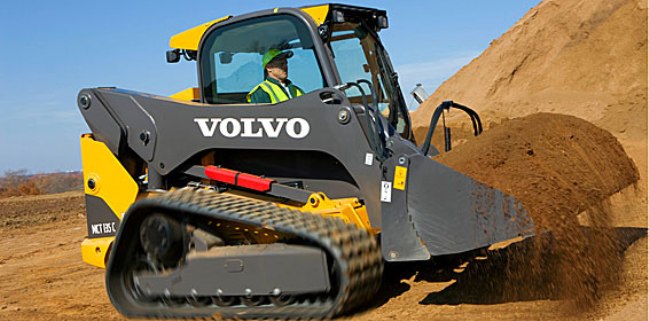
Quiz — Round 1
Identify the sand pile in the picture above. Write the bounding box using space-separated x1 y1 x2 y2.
411 0 647 216
412 0 647 131
434 113 639 307
435 113 638 225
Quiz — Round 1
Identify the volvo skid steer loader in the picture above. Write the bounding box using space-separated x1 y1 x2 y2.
78 4 534 319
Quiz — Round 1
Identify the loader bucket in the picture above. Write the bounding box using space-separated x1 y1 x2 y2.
381 154 534 261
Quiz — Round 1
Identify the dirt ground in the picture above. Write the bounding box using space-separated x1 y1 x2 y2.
0 188 645 321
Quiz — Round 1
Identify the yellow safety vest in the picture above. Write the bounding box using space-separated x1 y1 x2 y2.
246 80 303 104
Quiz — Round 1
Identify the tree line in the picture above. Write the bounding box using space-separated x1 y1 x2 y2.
0 170 83 198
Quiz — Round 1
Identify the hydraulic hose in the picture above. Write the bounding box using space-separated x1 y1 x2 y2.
420 100 483 156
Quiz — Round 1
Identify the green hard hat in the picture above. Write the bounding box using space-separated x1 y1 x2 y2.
262 49 293 68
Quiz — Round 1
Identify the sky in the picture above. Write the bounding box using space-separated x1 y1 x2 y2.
0 1 539 173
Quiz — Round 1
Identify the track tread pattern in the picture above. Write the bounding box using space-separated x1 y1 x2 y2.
108 188 383 320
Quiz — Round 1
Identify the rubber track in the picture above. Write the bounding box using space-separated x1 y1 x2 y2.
107 188 384 320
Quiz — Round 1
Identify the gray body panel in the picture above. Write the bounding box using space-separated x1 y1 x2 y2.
79 87 384 227
102 93 158 161
379 135 534 260
380 155 431 262
78 91 123 155
406 154 534 255
85 195 120 238
135 244 330 296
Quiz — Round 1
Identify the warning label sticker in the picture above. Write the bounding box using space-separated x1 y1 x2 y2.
393 166 407 190
364 153 374 166
380 181 392 202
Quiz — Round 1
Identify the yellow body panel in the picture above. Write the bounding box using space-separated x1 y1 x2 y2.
169 16 232 51
300 4 330 25
280 193 375 233
81 236 114 268
80 134 139 268
81 134 139 220
170 87 199 101
168 6 330 52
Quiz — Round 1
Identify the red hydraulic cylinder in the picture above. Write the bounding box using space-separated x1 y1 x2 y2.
204 166 274 192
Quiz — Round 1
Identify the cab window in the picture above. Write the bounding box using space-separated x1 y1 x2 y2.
200 15 324 104
329 24 389 114
329 22 409 136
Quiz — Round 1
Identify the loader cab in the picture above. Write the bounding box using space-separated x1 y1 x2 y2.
186 4 413 141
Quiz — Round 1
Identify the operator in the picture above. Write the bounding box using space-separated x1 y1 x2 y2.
246 49 304 104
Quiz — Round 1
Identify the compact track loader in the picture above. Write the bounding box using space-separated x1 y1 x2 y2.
78 4 534 319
